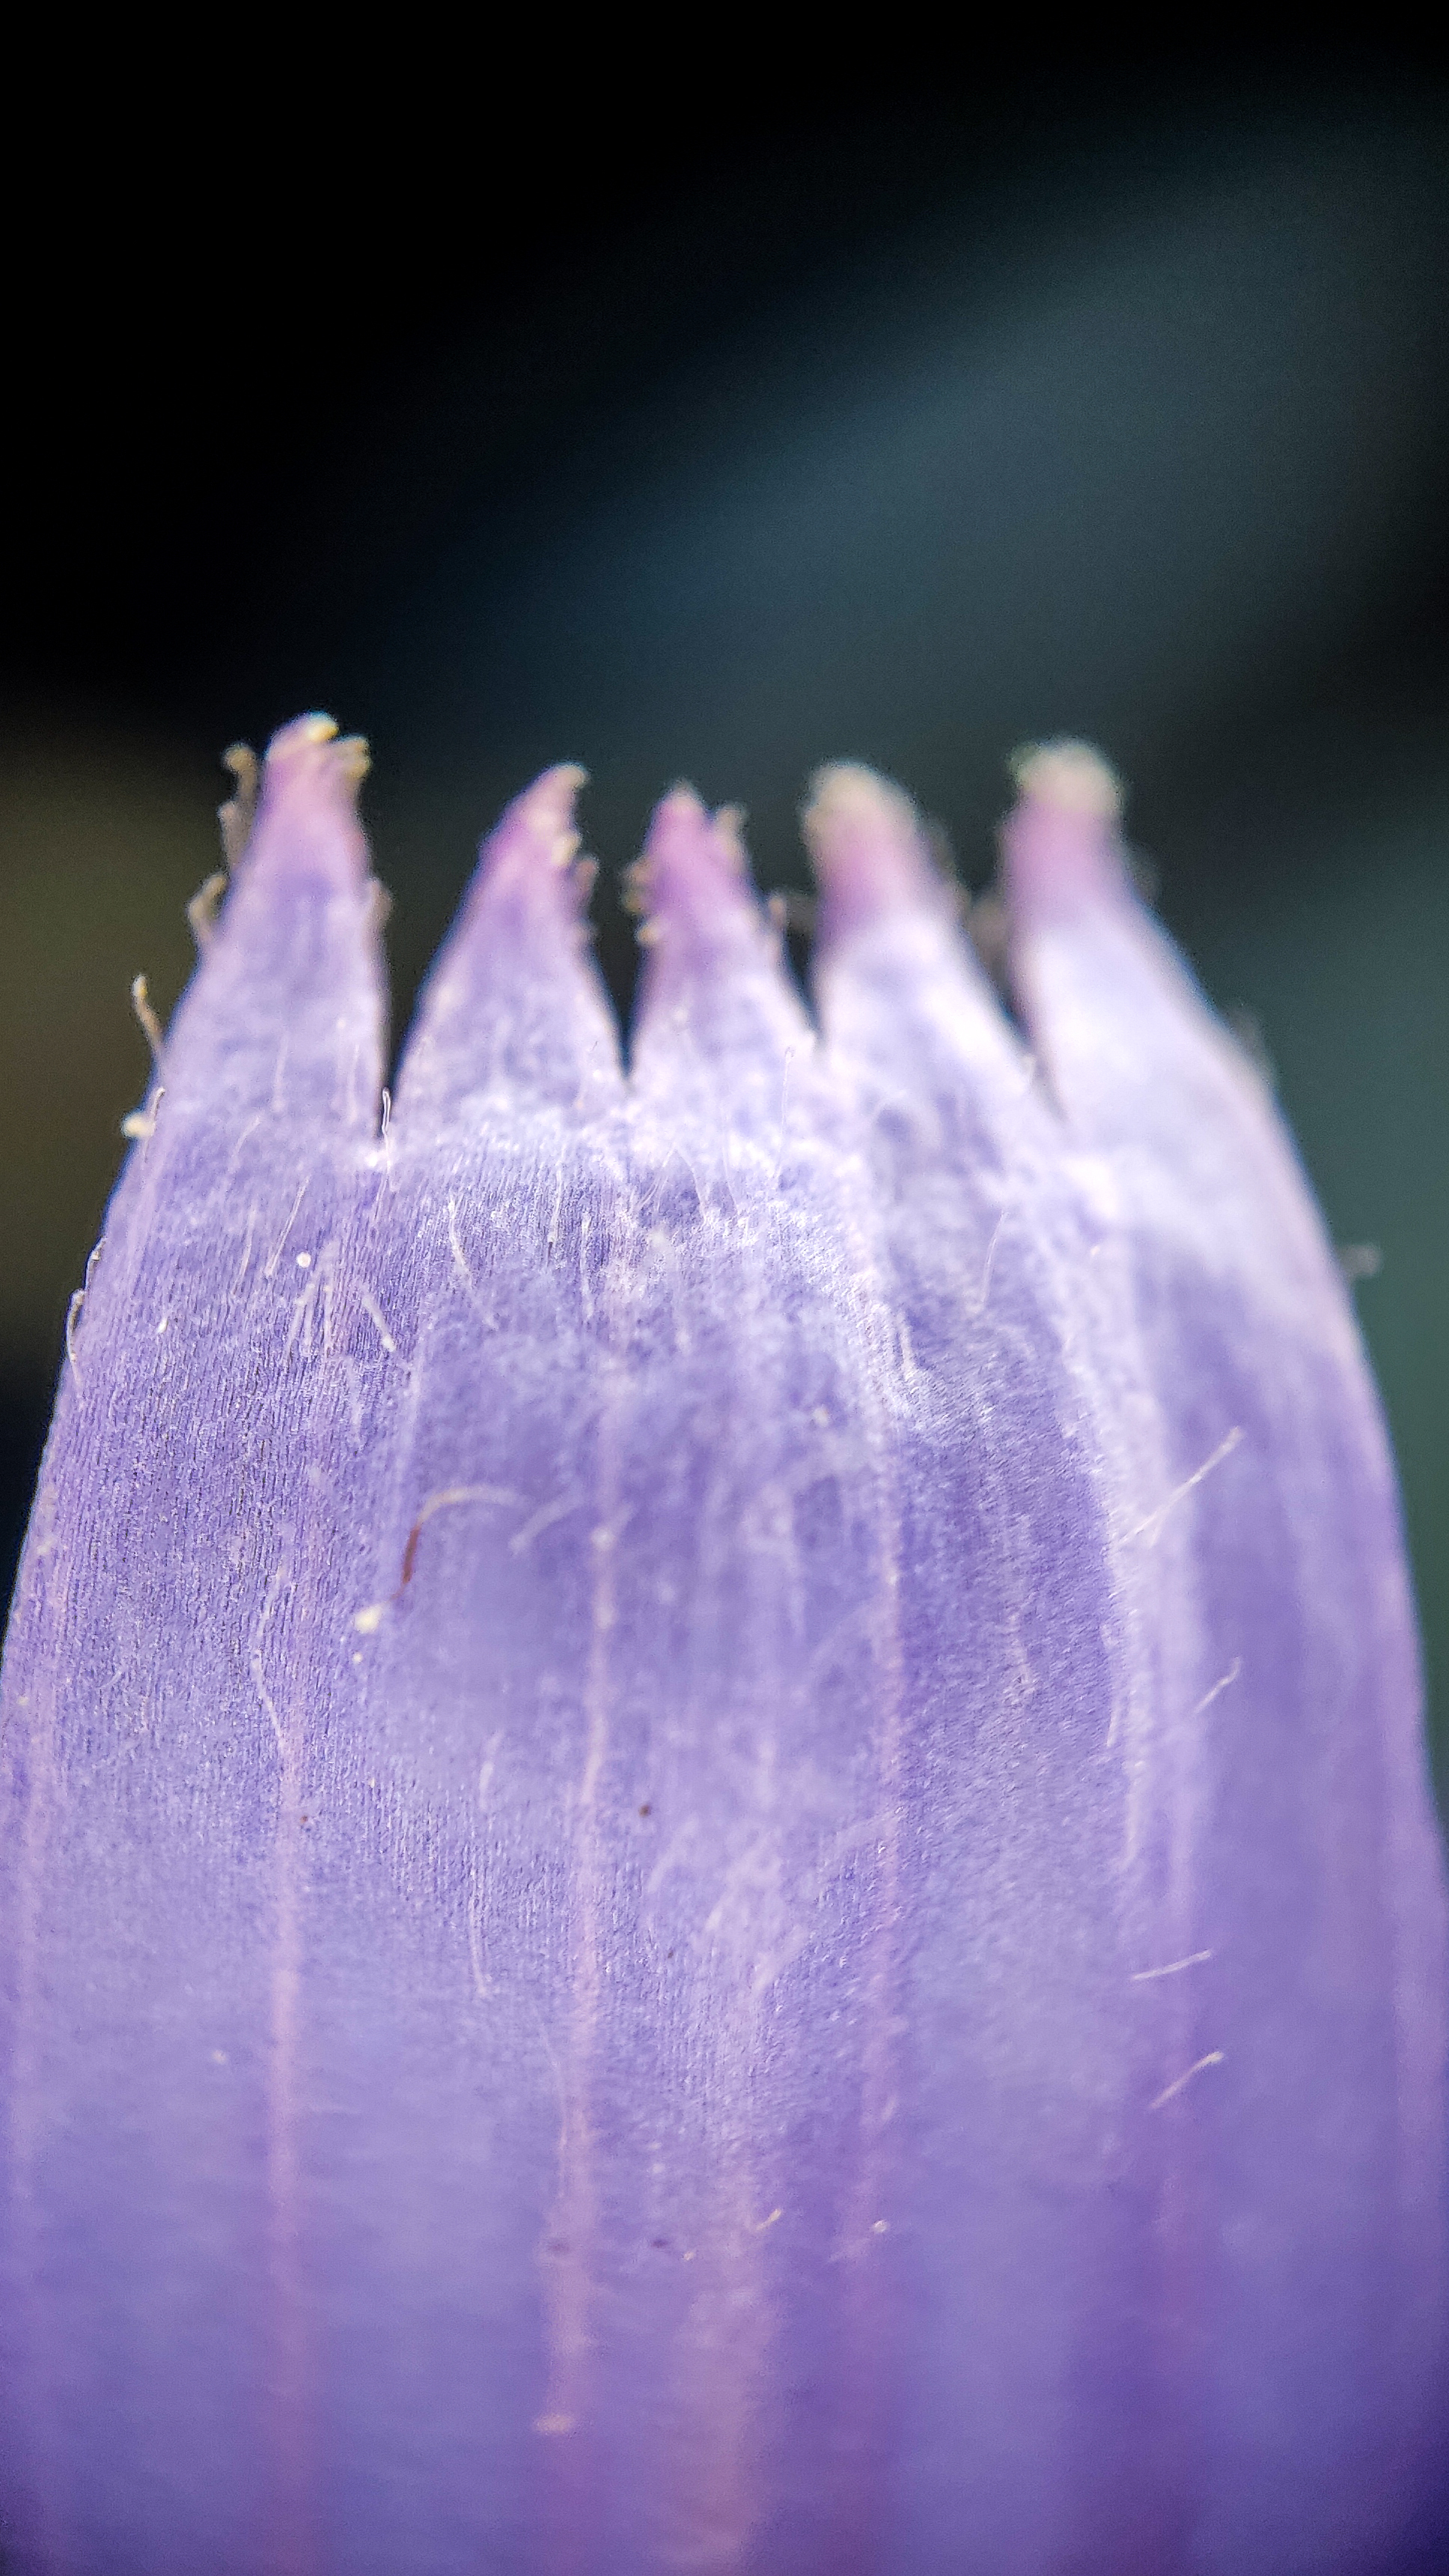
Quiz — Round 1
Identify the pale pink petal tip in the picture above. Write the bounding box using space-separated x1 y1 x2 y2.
802 761 945 939
1001 737 1130 920
486 762 590 877
632 785 757 949
246 712 373 888
469 762 594 928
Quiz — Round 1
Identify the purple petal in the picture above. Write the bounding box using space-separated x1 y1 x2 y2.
1001 742 1449 2568
805 761 1186 2569
1 717 387 2570
1 724 1445 2575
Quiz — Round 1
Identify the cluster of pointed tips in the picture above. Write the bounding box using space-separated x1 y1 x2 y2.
175 713 1125 1103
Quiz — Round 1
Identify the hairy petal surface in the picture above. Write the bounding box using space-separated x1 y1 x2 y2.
0 719 386 2572
1003 744 1449 2571
298 761 630 2573
806 766 1193 2569
0 725 1445 2576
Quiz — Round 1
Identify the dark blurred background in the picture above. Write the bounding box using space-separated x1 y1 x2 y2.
3 48 1448 1788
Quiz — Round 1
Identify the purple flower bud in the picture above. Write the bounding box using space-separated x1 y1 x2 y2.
2 717 1445 2574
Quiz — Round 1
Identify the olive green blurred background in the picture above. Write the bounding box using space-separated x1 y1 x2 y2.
4 56 1448 1797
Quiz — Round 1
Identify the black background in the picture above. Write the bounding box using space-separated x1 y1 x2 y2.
4 42 1448 1786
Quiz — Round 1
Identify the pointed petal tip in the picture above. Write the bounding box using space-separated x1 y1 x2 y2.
453 764 594 947
515 761 590 839
244 713 372 889
647 782 739 850
266 712 373 795
1003 738 1129 919
486 763 591 886
802 761 945 937
804 760 916 834
1009 739 1123 822
631 785 755 949
396 760 620 1111
657 780 709 823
